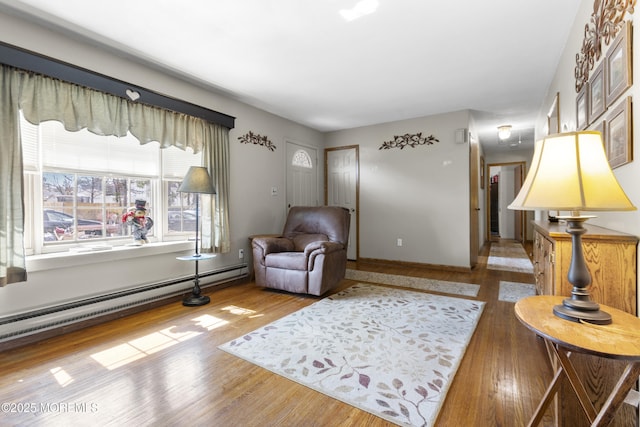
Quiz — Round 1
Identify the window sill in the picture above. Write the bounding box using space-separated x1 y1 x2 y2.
26 241 195 273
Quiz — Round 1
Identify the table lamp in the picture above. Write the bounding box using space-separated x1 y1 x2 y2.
508 131 636 324
178 166 216 306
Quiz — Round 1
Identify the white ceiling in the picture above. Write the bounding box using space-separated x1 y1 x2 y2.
0 0 581 152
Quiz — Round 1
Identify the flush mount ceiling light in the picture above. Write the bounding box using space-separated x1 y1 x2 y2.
498 125 512 140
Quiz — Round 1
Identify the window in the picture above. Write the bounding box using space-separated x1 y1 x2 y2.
42 172 152 242
292 149 313 168
21 114 201 254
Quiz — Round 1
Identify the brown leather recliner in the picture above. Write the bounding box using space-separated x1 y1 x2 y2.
252 206 351 296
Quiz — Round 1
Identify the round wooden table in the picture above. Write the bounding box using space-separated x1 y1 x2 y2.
515 295 640 427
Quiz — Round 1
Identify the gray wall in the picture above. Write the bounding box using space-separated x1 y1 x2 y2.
0 11 325 316
7 2 627 317
538 2 640 310
325 110 472 268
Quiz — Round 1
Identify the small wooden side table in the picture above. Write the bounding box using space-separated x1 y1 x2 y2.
515 295 640 427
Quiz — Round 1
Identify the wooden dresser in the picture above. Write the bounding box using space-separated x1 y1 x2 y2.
532 220 638 426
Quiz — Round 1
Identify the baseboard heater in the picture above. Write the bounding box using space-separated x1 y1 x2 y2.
0 263 248 344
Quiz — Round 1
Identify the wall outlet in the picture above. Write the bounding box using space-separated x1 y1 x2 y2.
239 249 244 259
397 238 403 247
271 187 278 196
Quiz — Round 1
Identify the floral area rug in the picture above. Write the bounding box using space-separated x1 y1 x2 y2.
345 269 480 297
219 284 485 426
487 242 534 274
498 281 536 302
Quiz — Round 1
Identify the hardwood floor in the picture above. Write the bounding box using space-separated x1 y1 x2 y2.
0 241 553 426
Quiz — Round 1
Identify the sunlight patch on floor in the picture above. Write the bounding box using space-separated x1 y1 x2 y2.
193 314 231 331
90 315 229 370
221 305 264 319
221 305 255 316
50 367 74 387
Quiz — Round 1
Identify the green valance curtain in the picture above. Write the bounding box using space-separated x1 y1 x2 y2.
0 66 26 286
0 65 231 286
203 124 231 254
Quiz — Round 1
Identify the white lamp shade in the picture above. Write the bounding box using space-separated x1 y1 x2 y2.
509 131 636 212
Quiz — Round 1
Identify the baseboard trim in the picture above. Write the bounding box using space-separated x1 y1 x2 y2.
0 276 250 352
354 257 472 273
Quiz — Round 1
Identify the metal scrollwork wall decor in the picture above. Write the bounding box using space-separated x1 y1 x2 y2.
379 132 439 150
238 131 276 151
575 0 636 92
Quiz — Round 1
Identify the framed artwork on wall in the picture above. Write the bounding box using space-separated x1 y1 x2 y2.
576 85 589 130
592 120 605 144
605 96 632 169
592 120 607 159
547 92 560 134
588 60 606 123
606 20 632 108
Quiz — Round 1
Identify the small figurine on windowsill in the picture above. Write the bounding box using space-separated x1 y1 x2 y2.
122 199 154 245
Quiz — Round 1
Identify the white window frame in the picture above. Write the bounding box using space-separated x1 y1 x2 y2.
21 115 201 256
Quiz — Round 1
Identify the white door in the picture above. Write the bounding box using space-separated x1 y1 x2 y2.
286 141 318 209
325 146 358 260
469 136 479 267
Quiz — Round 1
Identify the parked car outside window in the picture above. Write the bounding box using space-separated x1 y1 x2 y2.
168 209 197 232
43 209 122 241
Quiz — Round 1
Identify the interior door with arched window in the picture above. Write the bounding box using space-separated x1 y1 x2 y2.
286 141 318 210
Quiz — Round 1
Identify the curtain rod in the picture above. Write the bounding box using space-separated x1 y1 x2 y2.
0 42 235 130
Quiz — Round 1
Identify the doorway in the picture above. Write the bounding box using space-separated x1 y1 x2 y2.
325 145 359 260
486 162 525 242
286 140 318 209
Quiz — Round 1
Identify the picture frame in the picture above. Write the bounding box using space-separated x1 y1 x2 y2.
605 96 632 169
576 85 589 130
547 92 560 135
592 120 605 143
592 120 606 156
605 20 632 108
588 60 606 123
480 156 485 189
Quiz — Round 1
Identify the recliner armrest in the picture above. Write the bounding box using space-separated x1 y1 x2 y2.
303 240 343 256
252 237 295 256
304 241 346 271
